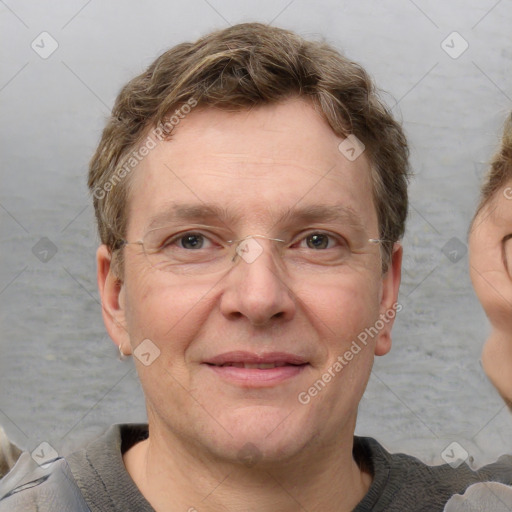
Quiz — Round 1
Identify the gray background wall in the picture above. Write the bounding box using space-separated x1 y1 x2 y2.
1 0 511 467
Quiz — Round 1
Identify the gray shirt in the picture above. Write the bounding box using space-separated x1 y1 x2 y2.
1 423 512 511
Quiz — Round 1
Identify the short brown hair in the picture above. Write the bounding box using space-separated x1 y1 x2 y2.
88 22 410 273
475 112 512 216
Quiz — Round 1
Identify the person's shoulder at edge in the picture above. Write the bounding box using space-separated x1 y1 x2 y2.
444 481 512 511
0 426 120 512
354 436 512 511
0 423 149 512
0 450 90 511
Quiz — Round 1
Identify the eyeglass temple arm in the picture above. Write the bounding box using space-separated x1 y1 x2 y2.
368 239 401 245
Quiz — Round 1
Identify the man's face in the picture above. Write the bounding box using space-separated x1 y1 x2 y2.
469 180 512 402
100 98 401 463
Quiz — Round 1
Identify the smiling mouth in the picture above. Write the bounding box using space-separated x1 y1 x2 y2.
202 351 309 386
204 356 309 387
210 362 301 369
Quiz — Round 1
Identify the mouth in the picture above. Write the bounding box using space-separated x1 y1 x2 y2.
211 362 299 369
203 352 309 386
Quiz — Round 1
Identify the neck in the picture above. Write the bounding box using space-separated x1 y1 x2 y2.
124 425 372 512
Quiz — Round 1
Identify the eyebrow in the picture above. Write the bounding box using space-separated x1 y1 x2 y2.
146 203 232 230
146 203 366 232
278 204 365 231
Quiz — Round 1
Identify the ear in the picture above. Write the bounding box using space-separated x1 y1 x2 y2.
374 242 402 356
97 245 132 355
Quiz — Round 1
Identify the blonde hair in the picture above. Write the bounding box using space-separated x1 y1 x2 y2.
88 23 410 273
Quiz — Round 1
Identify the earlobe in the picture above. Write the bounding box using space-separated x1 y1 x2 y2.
97 245 131 354
375 243 402 356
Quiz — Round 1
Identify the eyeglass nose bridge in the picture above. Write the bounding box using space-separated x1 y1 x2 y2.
227 234 286 244
226 234 286 264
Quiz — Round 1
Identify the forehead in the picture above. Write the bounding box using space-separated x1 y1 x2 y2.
127 98 377 233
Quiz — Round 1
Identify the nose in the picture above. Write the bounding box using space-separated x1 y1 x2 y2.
219 237 296 326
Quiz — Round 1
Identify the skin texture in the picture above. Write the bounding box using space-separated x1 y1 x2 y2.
469 182 512 405
97 98 402 512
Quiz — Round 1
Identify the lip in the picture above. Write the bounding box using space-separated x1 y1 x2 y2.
203 351 309 387
204 351 308 366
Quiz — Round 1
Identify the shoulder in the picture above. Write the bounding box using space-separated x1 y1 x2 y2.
357 436 512 485
0 424 148 512
66 423 151 511
0 451 90 512
444 481 512 511
354 436 512 511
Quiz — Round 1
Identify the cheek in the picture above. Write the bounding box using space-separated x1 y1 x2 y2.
295 278 379 436
296 271 381 402
122 276 217 411
298 272 381 340
123 271 215 354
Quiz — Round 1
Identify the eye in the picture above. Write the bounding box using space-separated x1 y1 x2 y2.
305 233 330 249
288 231 351 265
298 232 343 250
178 233 207 250
161 232 214 251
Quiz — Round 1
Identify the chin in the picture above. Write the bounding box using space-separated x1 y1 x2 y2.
200 405 318 466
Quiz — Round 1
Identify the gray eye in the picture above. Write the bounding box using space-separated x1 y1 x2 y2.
306 233 330 249
180 234 205 249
